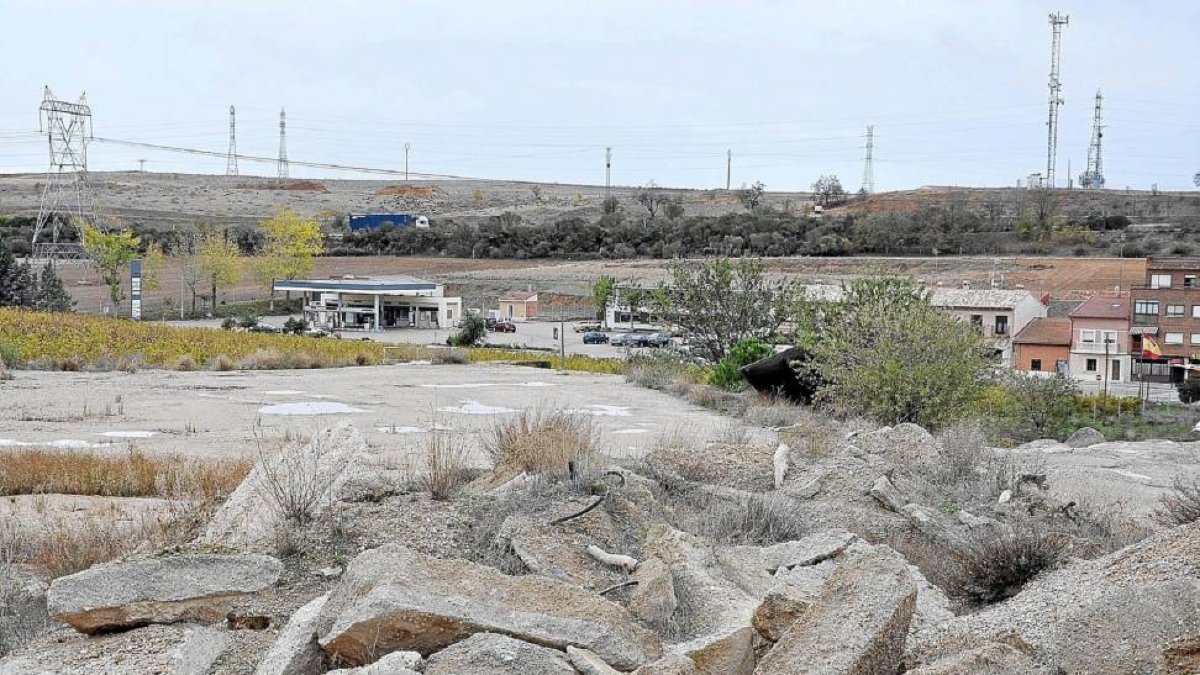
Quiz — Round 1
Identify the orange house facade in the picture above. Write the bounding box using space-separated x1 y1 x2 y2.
1068 293 1131 385
1012 317 1071 375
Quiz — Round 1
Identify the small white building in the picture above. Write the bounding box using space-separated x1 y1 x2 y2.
930 287 1048 363
274 275 462 332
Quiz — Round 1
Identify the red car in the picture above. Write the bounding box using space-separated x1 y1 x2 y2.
491 321 517 333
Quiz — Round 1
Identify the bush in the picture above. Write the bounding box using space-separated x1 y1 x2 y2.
999 372 1080 438
709 337 772 389
948 525 1064 604
626 351 698 390
423 430 472 500
1177 379 1200 404
282 317 309 335
448 313 486 347
1154 475 1200 526
220 317 238 330
702 494 808 545
484 409 597 476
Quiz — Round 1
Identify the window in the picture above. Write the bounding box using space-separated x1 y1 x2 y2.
1134 300 1159 316
1103 331 1118 345
969 314 983 330
1193 305 1200 319
1166 333 1184 345
1085 358 1098 372
1030 359 1042 371
1080 329 1096 343
1191 334 1200 345
1168 304 1185 317
994 316 1009 336
446 309 454 320
1187 275 1197 288
1151 274 1172 289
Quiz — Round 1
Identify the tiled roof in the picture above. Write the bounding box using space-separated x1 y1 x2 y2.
499 291 538 302
1013 317 1072 345
1069 293 1130 320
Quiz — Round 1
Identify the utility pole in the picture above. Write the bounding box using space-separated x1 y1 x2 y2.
137 159 146 172
404 142 410 181
277 108 288 180
726 149 731 190
226 105 238 176
1045 12 1069 188
1080 90 1105 189
860 125 875 194
605 147 612 196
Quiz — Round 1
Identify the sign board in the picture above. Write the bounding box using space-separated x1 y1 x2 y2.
130 259 142 320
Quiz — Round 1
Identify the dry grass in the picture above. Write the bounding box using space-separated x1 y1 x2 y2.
1154 474 1200 526
946 524 1065 605
484 409 598 476
0 448 250 500
423 430 472 500
700 493 809 545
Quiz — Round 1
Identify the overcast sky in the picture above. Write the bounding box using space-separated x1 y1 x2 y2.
1 1 1197 191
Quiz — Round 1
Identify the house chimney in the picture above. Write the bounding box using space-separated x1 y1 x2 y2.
962 280 970 290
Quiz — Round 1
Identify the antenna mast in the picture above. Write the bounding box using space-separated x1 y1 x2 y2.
1045 12 1069 188
1080 90 1105 189
277 108 288 180
226 105 238 176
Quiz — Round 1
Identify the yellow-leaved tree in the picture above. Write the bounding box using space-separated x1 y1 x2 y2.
198 234 243 313
255 208 324 287
80 222 140 308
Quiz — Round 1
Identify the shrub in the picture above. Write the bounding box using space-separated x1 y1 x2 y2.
210 354 236 371
626 351 695 390
430 348 469 365
282 317 308 335
423 430 472 500
255 431 330 525
702 494 808 545
220 317 238 330
1177 379 1200 404
0 448 249 500
708 337 772 389
172 354 198 371
948 525 1064 604
448 314 487 347
0 341 19 368
1154 474 1200 526
998 372 1079 438
484 409 597 476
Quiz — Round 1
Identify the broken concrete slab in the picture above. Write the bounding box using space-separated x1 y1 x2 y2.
47 554 282 634
201 423 368 552
870 475 907 513
315 544 661 670
253 593 329 675
567 645 622 675
0 623 229 675
755 548 918 675
629 557 677 632
326 650 423 675
423 633 575 675
904 641 1042 674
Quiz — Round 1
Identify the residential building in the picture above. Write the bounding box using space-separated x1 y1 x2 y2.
929 287 1049 363
1130 257 1200 382
1012 317 1071 374
273 275 462 332
1068 292 1131 385
498 291 539 322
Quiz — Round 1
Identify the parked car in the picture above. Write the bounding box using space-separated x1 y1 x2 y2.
611 333 647 347
582 331 609 344
643 332 673 347
574 321 602 333
491 321 517 333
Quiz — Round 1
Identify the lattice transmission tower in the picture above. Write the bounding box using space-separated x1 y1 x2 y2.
277 108 288 179
1079 90 1105 189
32 86 98 261
226 105 238 176
1044 12 1069 188
860 125 874 195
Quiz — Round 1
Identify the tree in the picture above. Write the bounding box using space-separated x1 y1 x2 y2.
449 313 487 347
81 223 140 308
664 197 685 221
803 276 987 429
592 275 616 326
0 245 19 306
8 261 36 308
653 257 799 361
141 242 165 293
738 181 766 211
254 208 324 288
1001 371 1079 437
709 337 773 389
635 181 669 220
35 263 74 312
198 234 243 313
811 175 847 207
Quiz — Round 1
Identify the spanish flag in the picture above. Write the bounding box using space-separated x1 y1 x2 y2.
1142 335 1164 360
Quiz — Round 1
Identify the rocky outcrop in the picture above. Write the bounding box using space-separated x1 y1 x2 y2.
201 423 368 552
755 549 918 675
0 568 48 656
869 475 907 513
910 521 1200 673
634 655 698 674
254 593 329 675
315 544 661 670
0 623 229 675
567 646 622 675
423 633 575 675
853 423 941 472
905 641 1041 675
47 554 282 634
